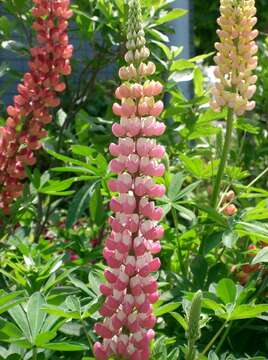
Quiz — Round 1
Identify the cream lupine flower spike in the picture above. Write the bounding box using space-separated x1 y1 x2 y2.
210 0 258 116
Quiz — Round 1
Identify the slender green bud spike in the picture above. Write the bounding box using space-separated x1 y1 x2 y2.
125 0 150 64
186 290 203 360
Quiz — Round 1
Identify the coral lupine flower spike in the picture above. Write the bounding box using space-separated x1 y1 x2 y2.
93 1 166 359
210 0 258 116
0 0 73 214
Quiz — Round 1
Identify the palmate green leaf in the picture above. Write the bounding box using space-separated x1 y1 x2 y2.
66 182 97 229
71 7 99 21
0 62 10 78
216 279 237 305
1 40 29 56
208 351 219 360
5 337 32 350
167 173 184 201
197 205 227 227
236 221 268 239
89 183 105 226
0 318 22 339
42 342 88 351
114 0 125 13
191 256 208 288
201 298 225 314
147 28 169 43
41 312 63 333
151 336 167 360
243 207 268 221
222 229 238 249
68 275 93 296
45 149 97 174
0 16 11 37
88 271 102 297
39 256 63 277
170 312 187 331
179 155 208 179
82 296 105 319
35 331 57 347
252 247 268 264
39 178 77 193
187 125 220 140
8 305 31 342
238 184 268 199
42 305 80 320
172 203 196 222
43 267 75 294
189 52 215 62
193 67 204 97
26 293 46 342
167 348 180 360
228 304 268 321
51 166 99 175
161 203 172 217
71 145 96 158
0 291 24 308
0 269 24 287
174 181 201 201
155 8 188 25
154 302 180 317
66 296 81 314
203 232 223 255
197 108 227 124
235 117 260 134
170 59 195 72
151 40 173 59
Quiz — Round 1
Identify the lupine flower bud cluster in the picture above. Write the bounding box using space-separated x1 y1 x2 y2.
221 190 238 216
210 0 258 116
0 0 73 214
93 1 166 359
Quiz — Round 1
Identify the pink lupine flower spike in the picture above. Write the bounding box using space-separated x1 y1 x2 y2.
93 1 166 359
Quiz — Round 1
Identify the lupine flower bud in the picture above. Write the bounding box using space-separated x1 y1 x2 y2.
223 204 237 216
210 0 258 116
94 1 165 359
0 0 73 214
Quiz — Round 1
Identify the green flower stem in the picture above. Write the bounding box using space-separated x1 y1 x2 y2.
211 108 234 208
171 208 186 276
199 321 227 358
33 347 38 360
215 321 232 354
81 320 93 351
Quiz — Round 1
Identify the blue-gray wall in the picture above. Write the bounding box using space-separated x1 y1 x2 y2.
0 0 191 105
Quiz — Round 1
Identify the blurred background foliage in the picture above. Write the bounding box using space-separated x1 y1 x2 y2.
193 0 268 56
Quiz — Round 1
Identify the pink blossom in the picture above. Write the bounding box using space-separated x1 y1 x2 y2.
94 0 166 358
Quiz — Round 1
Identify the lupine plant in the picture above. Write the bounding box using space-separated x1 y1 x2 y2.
93 1 166 359
210 0 258 208
0 0 73 214
0 0 268 359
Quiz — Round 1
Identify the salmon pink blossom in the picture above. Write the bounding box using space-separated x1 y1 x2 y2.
0 0 73 214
